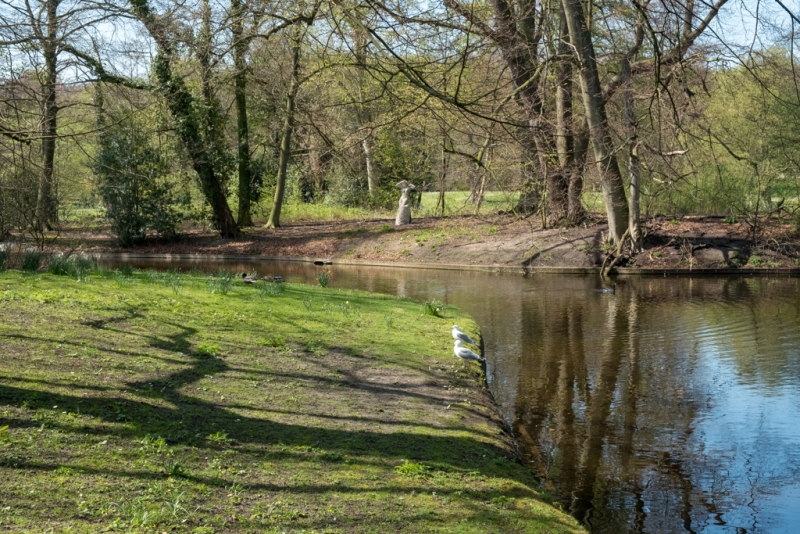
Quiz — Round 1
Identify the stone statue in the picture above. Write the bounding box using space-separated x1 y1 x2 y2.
395 180 417 226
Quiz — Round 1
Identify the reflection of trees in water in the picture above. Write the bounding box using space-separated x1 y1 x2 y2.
513 277 800 532
513 280 751 532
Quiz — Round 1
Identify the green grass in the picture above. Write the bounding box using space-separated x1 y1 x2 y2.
416 192 519 218
0 270 581 533
265 191 521 224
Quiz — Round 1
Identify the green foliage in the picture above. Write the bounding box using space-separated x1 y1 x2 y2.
374 129 434 189
322 164 369 208
47 254 98 281
162 458 186 477
663 51 800 217
258 279 284 298
94 116 181 246
207 269 233 295
195 343 220 358
21 249 43 272
316 269 331 288
747 255 763 267
206 431 233 445
259 336 286 349
394 459 428 477
422 299 444 317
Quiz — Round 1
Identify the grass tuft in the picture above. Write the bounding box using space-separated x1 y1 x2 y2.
47 254 99 281
423 299 445 317
21 249 43 272
394 459 429 477
316 269 331 288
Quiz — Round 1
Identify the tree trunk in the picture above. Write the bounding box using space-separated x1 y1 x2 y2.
555 11 573 172
266 27 302 229
36 0 59 232
544 10 572 223
560 0 629 243
622 57 642 251
443 0 554 219
515 131 542 216
437 139 449 217
362 136 376 194
132 0 238 237
474 171 487 214
354 30 377 195
568 127 589 223
475 0 552 218
231 0 253 226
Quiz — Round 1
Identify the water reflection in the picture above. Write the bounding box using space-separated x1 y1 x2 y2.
101 258 800 533
516 277 800 533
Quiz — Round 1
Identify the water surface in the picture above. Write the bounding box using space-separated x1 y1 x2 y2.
102 258 800 533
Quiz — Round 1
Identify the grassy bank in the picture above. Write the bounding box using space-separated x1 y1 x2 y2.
61 192 523 229
0 268 582 533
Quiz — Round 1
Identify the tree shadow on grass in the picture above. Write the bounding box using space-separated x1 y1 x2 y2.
0 311 580 532
1 314 506 472
0 301 549 501
0 379 511 474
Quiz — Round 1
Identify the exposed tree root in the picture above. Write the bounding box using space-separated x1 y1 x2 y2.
601 227 632 276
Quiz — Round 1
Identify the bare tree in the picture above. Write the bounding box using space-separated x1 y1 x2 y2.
266 23 304 229
0 0 118 231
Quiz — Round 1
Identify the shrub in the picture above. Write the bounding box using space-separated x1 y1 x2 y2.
21 249 43 272
47 254 98 280
323 165 368 208
0 161 38 240
93 118 181 246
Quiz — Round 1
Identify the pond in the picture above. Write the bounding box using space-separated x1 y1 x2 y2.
102 257 800 533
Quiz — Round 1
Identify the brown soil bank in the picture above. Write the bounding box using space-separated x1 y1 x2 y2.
69 214 800 273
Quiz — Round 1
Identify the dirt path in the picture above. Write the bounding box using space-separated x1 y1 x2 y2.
59 214 800 271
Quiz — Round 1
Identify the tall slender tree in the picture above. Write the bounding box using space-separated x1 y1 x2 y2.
266 24 303 229
231 0 254 226
561 0 630 243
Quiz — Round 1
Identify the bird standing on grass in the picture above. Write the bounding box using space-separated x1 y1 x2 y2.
454 340 485 363
451 325 478 345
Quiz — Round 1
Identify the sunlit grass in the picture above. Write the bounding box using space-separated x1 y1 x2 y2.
256 191 522 224
0 270 582 533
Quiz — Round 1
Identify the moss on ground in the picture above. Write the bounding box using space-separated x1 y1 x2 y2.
0 269 582 533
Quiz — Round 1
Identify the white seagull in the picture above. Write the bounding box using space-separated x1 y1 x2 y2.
454 340 485 362
451 325 478 345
